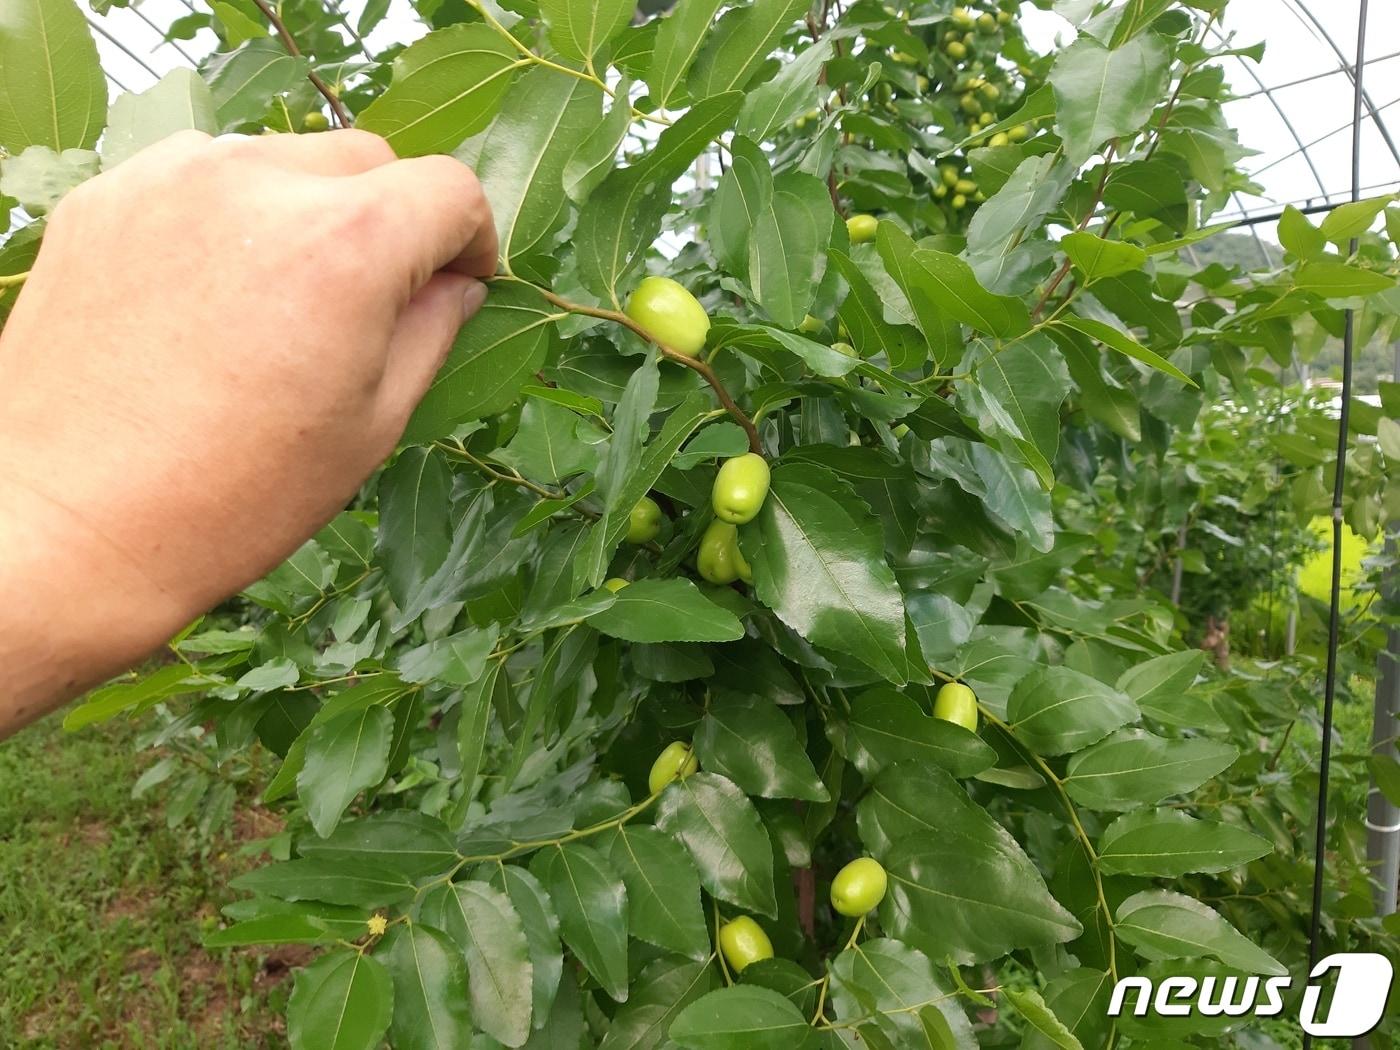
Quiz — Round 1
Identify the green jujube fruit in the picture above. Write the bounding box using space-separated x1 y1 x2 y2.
712 453 771 524
718 917 773 972
648 741 699 794
830 857 888 916
626 497 663 544
624 276 711 357
933 682 979 732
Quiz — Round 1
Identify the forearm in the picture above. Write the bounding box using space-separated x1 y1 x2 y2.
0 472 190 737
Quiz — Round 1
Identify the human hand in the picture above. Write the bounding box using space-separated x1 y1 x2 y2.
0 129 496 729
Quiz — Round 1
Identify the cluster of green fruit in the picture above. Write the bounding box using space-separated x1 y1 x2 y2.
644 744 890 971
618 449 770 588
638 682 980 970
612 278 774 588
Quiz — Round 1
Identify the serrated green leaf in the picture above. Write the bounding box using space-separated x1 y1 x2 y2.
694 694 830 801
655 772 776 918
0 0 106 153
288 950 393 1050
358 23 519 156
1097 810 1271 876
380 924 473 1050
421 880 534 1044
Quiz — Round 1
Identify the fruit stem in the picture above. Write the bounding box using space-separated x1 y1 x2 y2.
247 0 354 129
526 284 764 455
0 270 28 288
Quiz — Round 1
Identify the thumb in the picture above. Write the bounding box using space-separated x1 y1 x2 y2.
378 274 488 422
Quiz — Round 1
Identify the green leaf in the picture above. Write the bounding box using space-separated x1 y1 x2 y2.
586 577 744 643
1318 193 1395 244
1007 665 1139 756
669 986 817 1050
827 938 974 1046
1278 204 1326 260
749 463 908 684
1049 33 1170 165
212 0 264 46
686 0 809 100
966 154 1073 289
376 448 453 612
846 687 997 779
62 663 209 730
0 145 98 214
960 332 1072 487
693 694 830 801
708 135 772 279
0 0 106 153
599 957 717 1050
231 858 417 907
497 866 564 1031
420 880 534 1044
205 912 348 947
1004 987 1084 1050
875 223 962 369
1063 730 1238 810
532 843 630 1002
103 69 218 167
906 248 1031 338
380 924 473 1050
1293 259 1396 298
288 950 393 1050
404 282 556 444
564 77 633 204
358 23 519 156
737 38 832 142
1052 315 1196 386
831 249 924 371
655 772 776 918
575 92 742 301
1023 970 1111 1050
606 825 710 960
539 0 635 63
397 625 499 687
858 764 1081 964
646 0 727 109
1103 159 1187 231
1115 650 1204 712
297 706 394 838
1097 811 1272 876
475 67 604 277
297 812 457 879
1115 890 1287 976
749 170 834 329
1060 231 1147 283
457 661 503 797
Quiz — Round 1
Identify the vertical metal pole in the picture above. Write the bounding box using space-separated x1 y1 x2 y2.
1365 341 1400 918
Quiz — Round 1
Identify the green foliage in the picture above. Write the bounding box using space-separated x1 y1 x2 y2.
7 0 1400 1046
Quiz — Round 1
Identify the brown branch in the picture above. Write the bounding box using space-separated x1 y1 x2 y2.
248 0 354 129
795 866 817 940
1032 141 1116 321
532 287 763 455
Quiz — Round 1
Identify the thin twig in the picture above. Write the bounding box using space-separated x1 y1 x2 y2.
1032 142 1116 320
529 286 763 454
247 0 354 129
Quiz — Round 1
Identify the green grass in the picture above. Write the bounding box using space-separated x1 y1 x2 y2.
0 715 297 1049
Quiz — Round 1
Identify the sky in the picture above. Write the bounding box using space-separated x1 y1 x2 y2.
87 0 1400 227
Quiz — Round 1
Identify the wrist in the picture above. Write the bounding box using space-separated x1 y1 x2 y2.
0 469 193 734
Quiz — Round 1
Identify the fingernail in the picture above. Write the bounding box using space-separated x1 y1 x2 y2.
462 279 488 323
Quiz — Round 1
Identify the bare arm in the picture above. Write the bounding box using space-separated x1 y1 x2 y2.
0 130 496 736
